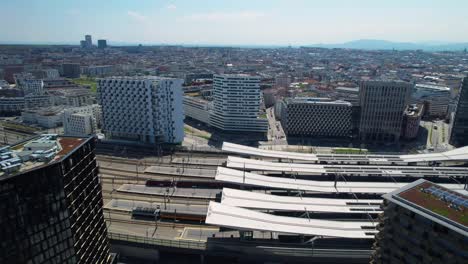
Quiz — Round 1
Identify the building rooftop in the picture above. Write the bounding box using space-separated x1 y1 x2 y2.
286 97 352 106
415 83 451 91
383 179 467 235
0 134 91 180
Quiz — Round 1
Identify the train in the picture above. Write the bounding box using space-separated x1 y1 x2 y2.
145 179 240 189
131 206 206 222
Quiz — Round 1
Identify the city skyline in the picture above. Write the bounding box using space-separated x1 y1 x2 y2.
3 0 468 46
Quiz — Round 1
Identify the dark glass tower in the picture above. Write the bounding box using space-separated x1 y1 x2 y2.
0 135 110 264
450 77 468 147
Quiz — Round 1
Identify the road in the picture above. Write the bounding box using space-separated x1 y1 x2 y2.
266 107 287 145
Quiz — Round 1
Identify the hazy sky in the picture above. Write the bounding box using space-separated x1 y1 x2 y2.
2 0 468 45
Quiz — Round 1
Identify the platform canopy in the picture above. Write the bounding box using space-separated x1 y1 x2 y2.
206 202 377 239
215 167 468 195
221 188 382 213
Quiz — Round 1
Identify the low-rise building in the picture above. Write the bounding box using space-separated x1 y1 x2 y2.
335 86 360 106
402 104 423 140
280 97 352 137
183 96 212 124
412 83 451 118
21 106 65 128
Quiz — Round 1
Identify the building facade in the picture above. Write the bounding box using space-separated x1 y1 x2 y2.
402 104 423 140
412 83 451 118
63 104 101 136
98 76 184 144
62 64 81 79
372 179 467 264
280 98 352 137
449 77 468 147
359 80 411 143
0 135 111 264
183 96 212 125
210 74 268 133
97 39 107 49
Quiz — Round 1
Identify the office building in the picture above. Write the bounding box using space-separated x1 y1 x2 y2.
210 74 268 133
371 179 467 264
412 83 451 118
62 63 81 78
97 39 107 49
402 104 423 140
97 76 184 144
183 96 212 124
0 134 111 264
359 80 411 143
280 98 352 137
85 35 92 47
449 77 468 147
63 104 101 136
80 40 87 48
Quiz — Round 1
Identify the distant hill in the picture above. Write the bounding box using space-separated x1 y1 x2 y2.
306 39 468 51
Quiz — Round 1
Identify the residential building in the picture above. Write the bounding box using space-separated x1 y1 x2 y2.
280 98 352 137
24 94 53 109
97 76 184 144
49 88 94 107
210 74 268 133
183 96 212 124
16 77 44 96
97 39 107 49
412 83 451 118
0 97 25 115
0 135 111 264
62 63 81 78
371 179 467 264
359 80 411 143
449 77 468 147
21 106 65 128
84 65 115 77
63 105 101 136
402 104 423 140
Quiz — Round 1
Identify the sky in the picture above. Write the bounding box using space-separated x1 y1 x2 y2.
2 0 468 46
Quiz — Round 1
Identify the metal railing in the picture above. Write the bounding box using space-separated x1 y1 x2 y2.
108 232 206 250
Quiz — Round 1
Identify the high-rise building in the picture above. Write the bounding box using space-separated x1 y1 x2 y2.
280 98 352 138
210 74 268 133
359 80 411 143
62 63 81 78
97 39 107 49
85 35 92 47
449 77 468 147
0 134 111 264
371 179 467 264
97 76 184 144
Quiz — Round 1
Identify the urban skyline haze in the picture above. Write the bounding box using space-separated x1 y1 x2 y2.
2 0 468 46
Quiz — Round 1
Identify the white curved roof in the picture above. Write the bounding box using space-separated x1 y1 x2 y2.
216 167 467 194
206 202 377 239
222 142 318 161
222 142 468 163
226 156 468 177
221 188 382 213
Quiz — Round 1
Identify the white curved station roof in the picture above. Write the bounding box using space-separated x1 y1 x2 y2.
226 156 468 177
222 142 468 163
206 202 377 239
221 188 382 213
216 167 467 194
222 142 318 161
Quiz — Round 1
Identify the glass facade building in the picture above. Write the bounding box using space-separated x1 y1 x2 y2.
450 77 468 147
0 136 110 264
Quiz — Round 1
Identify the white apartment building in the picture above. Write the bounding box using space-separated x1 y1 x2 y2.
97 76 184 144
210 74 268 133
63 104 101 136
21 106 64 128
14 74 44 96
